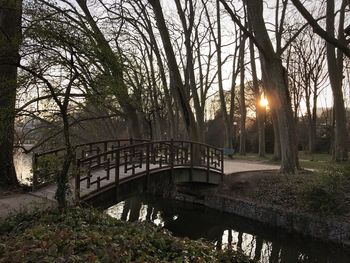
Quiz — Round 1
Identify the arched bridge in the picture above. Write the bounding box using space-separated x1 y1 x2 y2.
32 139 224 202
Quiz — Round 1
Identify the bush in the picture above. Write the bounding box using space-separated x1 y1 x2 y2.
0 207 254 263
302 165 350 215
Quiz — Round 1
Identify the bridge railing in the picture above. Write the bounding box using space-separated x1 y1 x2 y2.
75 140 224 199
32 138 148 190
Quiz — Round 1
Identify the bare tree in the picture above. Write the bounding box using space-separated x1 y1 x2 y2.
148 0 200 141
239 32 247 155
221 0 299 173
248 28 265 157
204 0 242 149
287 30 327 153
326 0 348 161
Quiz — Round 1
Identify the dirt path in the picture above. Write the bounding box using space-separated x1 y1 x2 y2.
223 159 279 175
0 193 55 219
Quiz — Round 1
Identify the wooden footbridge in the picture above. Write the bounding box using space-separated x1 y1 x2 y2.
32 139 224 202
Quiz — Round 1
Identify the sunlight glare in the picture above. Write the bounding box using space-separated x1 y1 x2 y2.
260 94 269 108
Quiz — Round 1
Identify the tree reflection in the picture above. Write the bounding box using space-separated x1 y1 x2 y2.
106 195 350 263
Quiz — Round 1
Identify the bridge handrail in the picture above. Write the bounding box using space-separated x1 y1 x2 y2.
35 138 149 157
75 140 224 200
78 140 222 163
32 138 149 190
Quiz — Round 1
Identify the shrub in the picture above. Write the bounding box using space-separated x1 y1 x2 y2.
302 165 350 215
0 207 254 263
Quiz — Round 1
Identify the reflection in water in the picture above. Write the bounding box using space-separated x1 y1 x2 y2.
13 151 33 185
106 195 350 263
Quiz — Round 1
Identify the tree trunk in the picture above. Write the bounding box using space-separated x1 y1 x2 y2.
124 104 143 139
257 107 266 157
310 92 317 153
271 108 281 160
0 0 22 186
175 0 204 141
76 0 143 139
55 112 72 209
326 0 348 161
149 0 199 141
246 0 297 173
307 95 317 154
305 88 315 153
216 0 231 148
249 29 265 157
239 35 247 155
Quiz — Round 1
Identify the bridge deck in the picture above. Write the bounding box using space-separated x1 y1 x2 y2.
31 160 279 201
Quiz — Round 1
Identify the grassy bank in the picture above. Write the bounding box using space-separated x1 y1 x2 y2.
224 164 350 221
0 207 253 263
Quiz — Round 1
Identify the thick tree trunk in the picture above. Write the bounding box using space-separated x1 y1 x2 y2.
124 104 142 139
246 0 297 173
326 0 348 161
257 107 266 157
265 60 298 172
271 107 281 160
0 0 22 186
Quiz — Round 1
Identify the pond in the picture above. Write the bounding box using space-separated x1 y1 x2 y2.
106 194 350 263
14 150 33 185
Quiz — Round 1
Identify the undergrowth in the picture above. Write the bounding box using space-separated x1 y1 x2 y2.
0 207 253 263
302 165 350 215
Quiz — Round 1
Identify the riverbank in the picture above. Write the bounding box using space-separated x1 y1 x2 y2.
175 166 350 246
0 207 253 262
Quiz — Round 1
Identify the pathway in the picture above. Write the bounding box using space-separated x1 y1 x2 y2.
0 193 56 219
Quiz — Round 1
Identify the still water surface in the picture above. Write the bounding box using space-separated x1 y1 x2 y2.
14 150 32 185
106 195 350 263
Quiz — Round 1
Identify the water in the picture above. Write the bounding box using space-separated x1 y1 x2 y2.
106 195 350 263
14 150 33 185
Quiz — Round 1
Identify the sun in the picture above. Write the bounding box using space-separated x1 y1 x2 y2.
260 94 269 108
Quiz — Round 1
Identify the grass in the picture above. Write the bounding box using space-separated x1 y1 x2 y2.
0 207 254 263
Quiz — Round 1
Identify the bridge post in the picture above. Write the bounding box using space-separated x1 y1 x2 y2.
75 158 80 203
103 142 108 161
145 143 150 191
206 145 210 182
97 147 101 165
221 149 224 181
190 142 193 181
106 158 110 180
32 153 38 191
115 149 120 198
170 139 174 178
